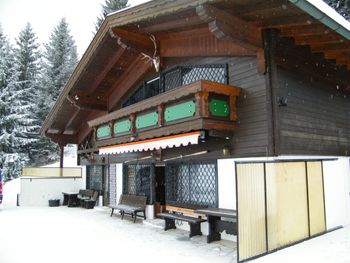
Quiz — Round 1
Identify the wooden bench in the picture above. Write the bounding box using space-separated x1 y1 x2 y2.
77 189 95 207
109 194 147 223
157 205 207 238
83 191 99 209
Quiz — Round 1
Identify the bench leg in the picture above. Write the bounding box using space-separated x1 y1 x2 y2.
133 212 137 223
121 211 125 220
164 218 176 231
189 223 202 238
110 208 114 217
143 211 146 220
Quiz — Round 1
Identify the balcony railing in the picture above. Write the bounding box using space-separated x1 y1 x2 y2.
88 80 240 147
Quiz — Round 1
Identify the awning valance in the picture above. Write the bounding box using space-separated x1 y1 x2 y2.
99 131 201 155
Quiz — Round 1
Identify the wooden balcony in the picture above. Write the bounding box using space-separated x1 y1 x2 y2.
87 80 240 148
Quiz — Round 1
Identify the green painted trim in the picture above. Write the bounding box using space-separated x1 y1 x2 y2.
96 125 111 139
210 99 230 117
289 0 350 40
136 111 158 129
114 119 131 134
164 100 196 122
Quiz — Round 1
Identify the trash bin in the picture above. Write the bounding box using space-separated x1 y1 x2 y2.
48 199 60 207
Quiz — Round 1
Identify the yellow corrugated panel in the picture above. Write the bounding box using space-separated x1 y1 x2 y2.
237 163 267 261
266 162 309 250
307 161 326 236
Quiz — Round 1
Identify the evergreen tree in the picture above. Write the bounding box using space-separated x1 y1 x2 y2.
0 24 40 180
324 0 350 20
33 18 78 166
0 26 14 155
9 23 42 176
42 18 78 108
0 25 17 181
95 0 129 31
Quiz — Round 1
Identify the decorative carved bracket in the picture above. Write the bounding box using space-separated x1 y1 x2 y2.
196 4 262 51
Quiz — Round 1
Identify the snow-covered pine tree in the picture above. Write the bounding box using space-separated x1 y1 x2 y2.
324 0 350 20
95 0 129 32
11 23 42 172
32 18 78 166
0 25 19 181
0 24 40 180
0 25 15 156
42 18 78 108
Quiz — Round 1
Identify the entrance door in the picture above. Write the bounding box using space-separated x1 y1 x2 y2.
155 166 165 213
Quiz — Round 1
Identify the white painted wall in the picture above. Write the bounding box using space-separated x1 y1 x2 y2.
323 157 350 229
20 177 84 206
218 158 236 210
116 163 123 204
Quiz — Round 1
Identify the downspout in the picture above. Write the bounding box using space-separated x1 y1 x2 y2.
289 0 350 40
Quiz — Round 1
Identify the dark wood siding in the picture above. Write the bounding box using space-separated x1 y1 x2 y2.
164 56 270 157
276 68 350 155
229 57 269 157
273 37 350 156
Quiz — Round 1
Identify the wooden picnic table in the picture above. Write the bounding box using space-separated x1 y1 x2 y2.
195 208 237 243
62 192 79 207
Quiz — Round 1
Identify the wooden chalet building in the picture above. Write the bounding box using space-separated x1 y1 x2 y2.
41 0 350 261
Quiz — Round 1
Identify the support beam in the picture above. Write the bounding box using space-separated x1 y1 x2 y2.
63 108 80 133
76 48 126 97
59 144 64 169
196 4 262 51
110 27 155 56
67 96 108 112
108 54 153 111
294 34 345 45
139 15 203 33
77 111 107 144
46 133 78 144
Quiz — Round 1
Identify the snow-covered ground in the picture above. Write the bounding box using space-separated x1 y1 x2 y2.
1 179 350 263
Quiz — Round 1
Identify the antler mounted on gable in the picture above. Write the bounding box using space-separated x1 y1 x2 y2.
141 34 161 72
109 28 161 72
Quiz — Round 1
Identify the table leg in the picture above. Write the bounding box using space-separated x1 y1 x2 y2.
207 216 221 243
62 194 68 206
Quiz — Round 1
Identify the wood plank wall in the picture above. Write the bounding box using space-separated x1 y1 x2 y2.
229 57 270 157
274 38 350 156
165 56 270 157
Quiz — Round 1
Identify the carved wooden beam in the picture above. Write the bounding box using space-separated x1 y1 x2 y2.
77 48 126 97
66 96 107 112
138 15 203 33
45 133 78 145
109 27 155 56
108 54 153 111
77 111 106 144
63 108 80 133
196 4 262 51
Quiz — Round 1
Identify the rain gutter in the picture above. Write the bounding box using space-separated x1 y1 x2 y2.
289 0 350 40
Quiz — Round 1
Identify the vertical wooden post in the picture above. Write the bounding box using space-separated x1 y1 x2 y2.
158 104 165 127
195 91 209 118
109 121 114 137
150 165 155 205
130 113 136 134
229 95 238 121
59 144 64 177
263 28 280 156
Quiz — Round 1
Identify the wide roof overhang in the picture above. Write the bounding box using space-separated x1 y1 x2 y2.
41 0 350 146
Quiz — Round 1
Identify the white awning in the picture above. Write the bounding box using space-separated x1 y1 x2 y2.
99 131 201 155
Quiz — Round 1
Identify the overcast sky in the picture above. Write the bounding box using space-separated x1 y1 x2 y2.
0 0 149 56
